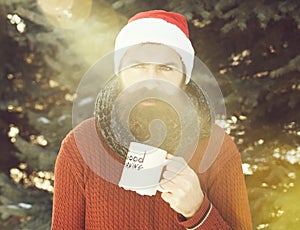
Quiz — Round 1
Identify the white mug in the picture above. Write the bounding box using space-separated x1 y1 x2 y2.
118 142 170 196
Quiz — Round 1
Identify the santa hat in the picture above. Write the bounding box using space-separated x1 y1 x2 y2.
114 10 195 84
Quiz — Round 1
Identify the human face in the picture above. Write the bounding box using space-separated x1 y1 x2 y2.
118 43 184 89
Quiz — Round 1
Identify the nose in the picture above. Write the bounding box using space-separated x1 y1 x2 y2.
147 64 160 79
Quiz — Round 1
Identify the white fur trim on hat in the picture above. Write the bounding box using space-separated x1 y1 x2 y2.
114 18 195 84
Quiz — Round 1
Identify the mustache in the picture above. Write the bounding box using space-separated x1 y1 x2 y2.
113 79 187 123
121 79 182 95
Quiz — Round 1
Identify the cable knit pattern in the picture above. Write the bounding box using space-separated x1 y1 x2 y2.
51 118 252 229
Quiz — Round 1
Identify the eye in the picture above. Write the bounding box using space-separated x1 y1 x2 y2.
159 65 173 71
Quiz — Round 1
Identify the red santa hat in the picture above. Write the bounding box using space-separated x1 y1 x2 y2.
114 10 195 84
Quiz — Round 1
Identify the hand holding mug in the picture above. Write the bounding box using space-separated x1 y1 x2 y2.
160 154 204 218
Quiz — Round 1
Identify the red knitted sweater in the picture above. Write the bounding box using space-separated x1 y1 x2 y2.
51 118 252 229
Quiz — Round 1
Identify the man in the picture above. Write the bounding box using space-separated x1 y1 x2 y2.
51 10 252 229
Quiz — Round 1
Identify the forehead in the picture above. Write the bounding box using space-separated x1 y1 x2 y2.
121 43 182 67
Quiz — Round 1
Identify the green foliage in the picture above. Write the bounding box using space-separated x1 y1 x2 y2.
109 0 300 32
0 173 52 229
0 0 125 227
0 0 78 228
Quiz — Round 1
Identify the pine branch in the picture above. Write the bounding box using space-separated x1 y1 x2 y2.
0 173 28 220
13 135 56 171
270 54 300 78
16 6 50 27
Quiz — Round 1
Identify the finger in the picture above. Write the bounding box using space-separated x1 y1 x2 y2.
162 170 177 180
159 178 176 192
166 154 186 163
166 153 173 159
162 171 190 187
162 168 189 188
165 160 186 174
161 190 173 203
161 192 181 214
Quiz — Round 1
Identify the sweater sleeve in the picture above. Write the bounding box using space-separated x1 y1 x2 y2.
51 132 86 229
177 132 252 229
177 193 231 229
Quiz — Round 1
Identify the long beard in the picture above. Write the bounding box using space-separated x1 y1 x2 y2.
128 98 181 154
94 77 212 159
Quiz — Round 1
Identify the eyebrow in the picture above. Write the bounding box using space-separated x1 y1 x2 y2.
162 62 181 68
125 61 181 68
